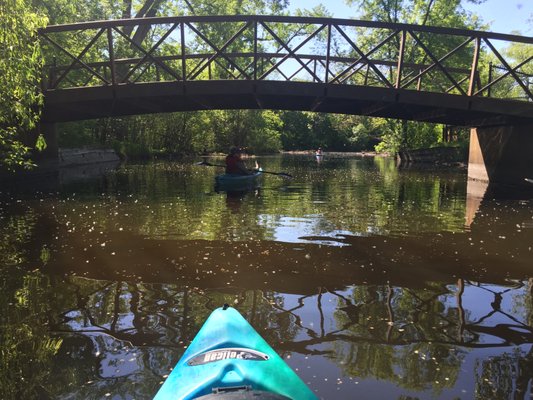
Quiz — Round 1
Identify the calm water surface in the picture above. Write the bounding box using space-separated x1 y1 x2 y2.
1 154 533 399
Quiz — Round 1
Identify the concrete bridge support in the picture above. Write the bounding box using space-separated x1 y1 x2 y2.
468 123 533 185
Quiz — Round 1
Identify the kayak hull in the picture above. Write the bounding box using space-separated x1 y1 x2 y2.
153 306 317 400
215 171 262 184
215 171 262 191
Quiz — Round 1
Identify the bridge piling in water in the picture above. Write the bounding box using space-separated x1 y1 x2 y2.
468 122 533 186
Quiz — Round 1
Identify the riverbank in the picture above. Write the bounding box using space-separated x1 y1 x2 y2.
59 148 120 166
281 150 387 158
0 148 121 188
397 146 467 166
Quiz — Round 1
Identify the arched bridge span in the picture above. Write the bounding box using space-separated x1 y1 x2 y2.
39 15 533 127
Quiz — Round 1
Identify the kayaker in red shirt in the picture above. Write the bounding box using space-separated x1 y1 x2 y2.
225 146 254 175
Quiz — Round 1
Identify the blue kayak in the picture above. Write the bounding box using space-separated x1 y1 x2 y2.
153 305 317 400
215 170 262 190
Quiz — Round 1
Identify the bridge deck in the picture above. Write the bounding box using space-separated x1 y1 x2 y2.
43 80 533 127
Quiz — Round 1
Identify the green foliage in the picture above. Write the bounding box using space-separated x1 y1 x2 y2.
345 0 486 27
0 271 63 399
344 0 488 153
279 111 311 150
58 120 99 148
35 133 47 151
0 128 33 170
59 109 285 157
404 121 441 149
166 0 289 16
112 140 152 159
500 41 533 101
57 108 289 157
31 0 123 24
278 111 382 152
374 127 402 153
248 110 283 153
0 0 47 170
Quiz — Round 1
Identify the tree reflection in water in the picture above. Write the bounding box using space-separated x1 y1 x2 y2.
6 274 525 399
1 156 533 399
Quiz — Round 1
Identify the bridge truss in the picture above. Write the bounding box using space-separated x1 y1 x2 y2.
38 15 533 125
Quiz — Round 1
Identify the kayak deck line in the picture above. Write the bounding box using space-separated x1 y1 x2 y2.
153 305 317 400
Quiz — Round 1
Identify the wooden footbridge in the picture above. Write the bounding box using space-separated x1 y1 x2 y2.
38 15 533 184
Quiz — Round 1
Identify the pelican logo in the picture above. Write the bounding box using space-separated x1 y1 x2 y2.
187 348 269 366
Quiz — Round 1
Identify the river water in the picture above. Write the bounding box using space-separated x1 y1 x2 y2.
1 154 533 399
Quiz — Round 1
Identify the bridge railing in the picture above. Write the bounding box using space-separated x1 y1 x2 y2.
38 15 533 102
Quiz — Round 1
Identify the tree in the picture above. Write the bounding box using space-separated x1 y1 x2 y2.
280 111 312 150
344 0 486 27
0 0 47 170
343 0 487 152
497 41 533 102
39 0 301 156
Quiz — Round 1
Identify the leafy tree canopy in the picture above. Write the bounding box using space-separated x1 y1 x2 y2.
0 0 47 170
345 0 486 29
340 0 488 152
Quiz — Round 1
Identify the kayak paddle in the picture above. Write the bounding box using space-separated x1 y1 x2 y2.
196 160 293 179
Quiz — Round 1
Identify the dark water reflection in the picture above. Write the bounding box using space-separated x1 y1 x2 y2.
1 154 533 399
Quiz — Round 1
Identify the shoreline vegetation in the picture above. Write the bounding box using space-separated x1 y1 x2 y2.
0 145 466 183
280 150 385 157
65 146 467 167
0 146 467 188
55 146 469 165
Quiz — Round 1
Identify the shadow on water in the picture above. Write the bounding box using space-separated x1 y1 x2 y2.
38 213 531 293
0 160 122 196
2 155 533 399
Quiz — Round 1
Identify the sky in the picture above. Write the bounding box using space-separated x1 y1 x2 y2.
288 0 533 36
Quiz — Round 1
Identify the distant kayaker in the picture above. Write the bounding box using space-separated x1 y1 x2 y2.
226 146 254 175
